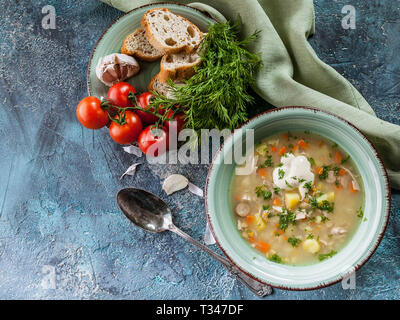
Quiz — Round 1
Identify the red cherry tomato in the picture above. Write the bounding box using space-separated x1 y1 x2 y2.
135 92 165 124
138 125 169 157
76 96 109 129
109 111 143 145
164 110 186 134
107 82 136 108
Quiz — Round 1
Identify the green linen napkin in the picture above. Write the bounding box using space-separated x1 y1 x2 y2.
100 0 400 189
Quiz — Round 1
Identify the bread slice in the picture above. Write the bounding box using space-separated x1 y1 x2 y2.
148 73 185 98
121 28 163 62
141 8 203 54
158 51 201 83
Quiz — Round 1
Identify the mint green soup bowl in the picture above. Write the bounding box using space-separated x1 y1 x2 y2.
205 107 390 290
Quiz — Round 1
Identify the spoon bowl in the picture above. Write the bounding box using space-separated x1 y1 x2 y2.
117 188 172 233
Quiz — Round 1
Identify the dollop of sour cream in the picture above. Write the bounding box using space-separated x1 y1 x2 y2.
272 154 314 199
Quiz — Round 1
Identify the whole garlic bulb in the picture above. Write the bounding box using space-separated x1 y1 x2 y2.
95 53 140 87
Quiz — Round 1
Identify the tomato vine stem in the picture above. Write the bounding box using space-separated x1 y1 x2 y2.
99 91 184 128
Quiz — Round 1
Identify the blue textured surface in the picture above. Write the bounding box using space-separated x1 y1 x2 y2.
0 0 399 299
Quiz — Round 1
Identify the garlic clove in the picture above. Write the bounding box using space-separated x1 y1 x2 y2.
162 174 189 195
95 53 140 87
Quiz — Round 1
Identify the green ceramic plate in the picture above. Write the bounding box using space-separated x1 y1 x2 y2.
87 3 215 97
205 107 391 290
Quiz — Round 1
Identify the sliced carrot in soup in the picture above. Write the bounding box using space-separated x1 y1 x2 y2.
298 139 308 149
278 146 287 156
246 215 255 224
255 241 271 253
258 168 267 177
334 151 342 164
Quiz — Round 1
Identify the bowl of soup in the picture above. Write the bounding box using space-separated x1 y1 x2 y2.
205 107 390 290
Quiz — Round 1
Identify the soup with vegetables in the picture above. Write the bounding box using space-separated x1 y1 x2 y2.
230 131 364 265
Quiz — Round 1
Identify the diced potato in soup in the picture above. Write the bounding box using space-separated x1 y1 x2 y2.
230 131 364 265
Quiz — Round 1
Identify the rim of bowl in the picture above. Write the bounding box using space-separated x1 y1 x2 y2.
205 106 391 291
86 2 217 96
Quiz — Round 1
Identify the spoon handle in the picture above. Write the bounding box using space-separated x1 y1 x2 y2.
169 224 272 297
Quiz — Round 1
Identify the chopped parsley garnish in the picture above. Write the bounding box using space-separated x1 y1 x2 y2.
304 181 313 192
307 233 314 239
260 155 273 168
332 166 340 176
318 165 330 180
341 155 350 164
318 200 334 212
318 250 337 261
278 169 285 179
309 197 318 208
288 237 301 247
278 209 296 231
310 197 334 213
321 215 329 223
308 216 316 223
357 207 364 218
255 185 272 200
262 204 270 211
268 254 283 264
274 187 281 194
285 180 293 188
308 157 316 166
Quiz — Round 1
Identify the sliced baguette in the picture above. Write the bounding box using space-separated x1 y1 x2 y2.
141 8 203 54
148 73 185 98
158 51 201 83
121 28 163 62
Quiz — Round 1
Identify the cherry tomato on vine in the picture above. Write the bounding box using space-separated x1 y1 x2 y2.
135 92 165 124
109 111 143 145
76 96 109 129
138 125 169 157
164 110 186 134
107 82 136 108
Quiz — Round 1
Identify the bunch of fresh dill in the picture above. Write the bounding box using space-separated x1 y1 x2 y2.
150 18 263 133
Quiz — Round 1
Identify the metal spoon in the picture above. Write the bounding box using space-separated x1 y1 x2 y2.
116 187 272 297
